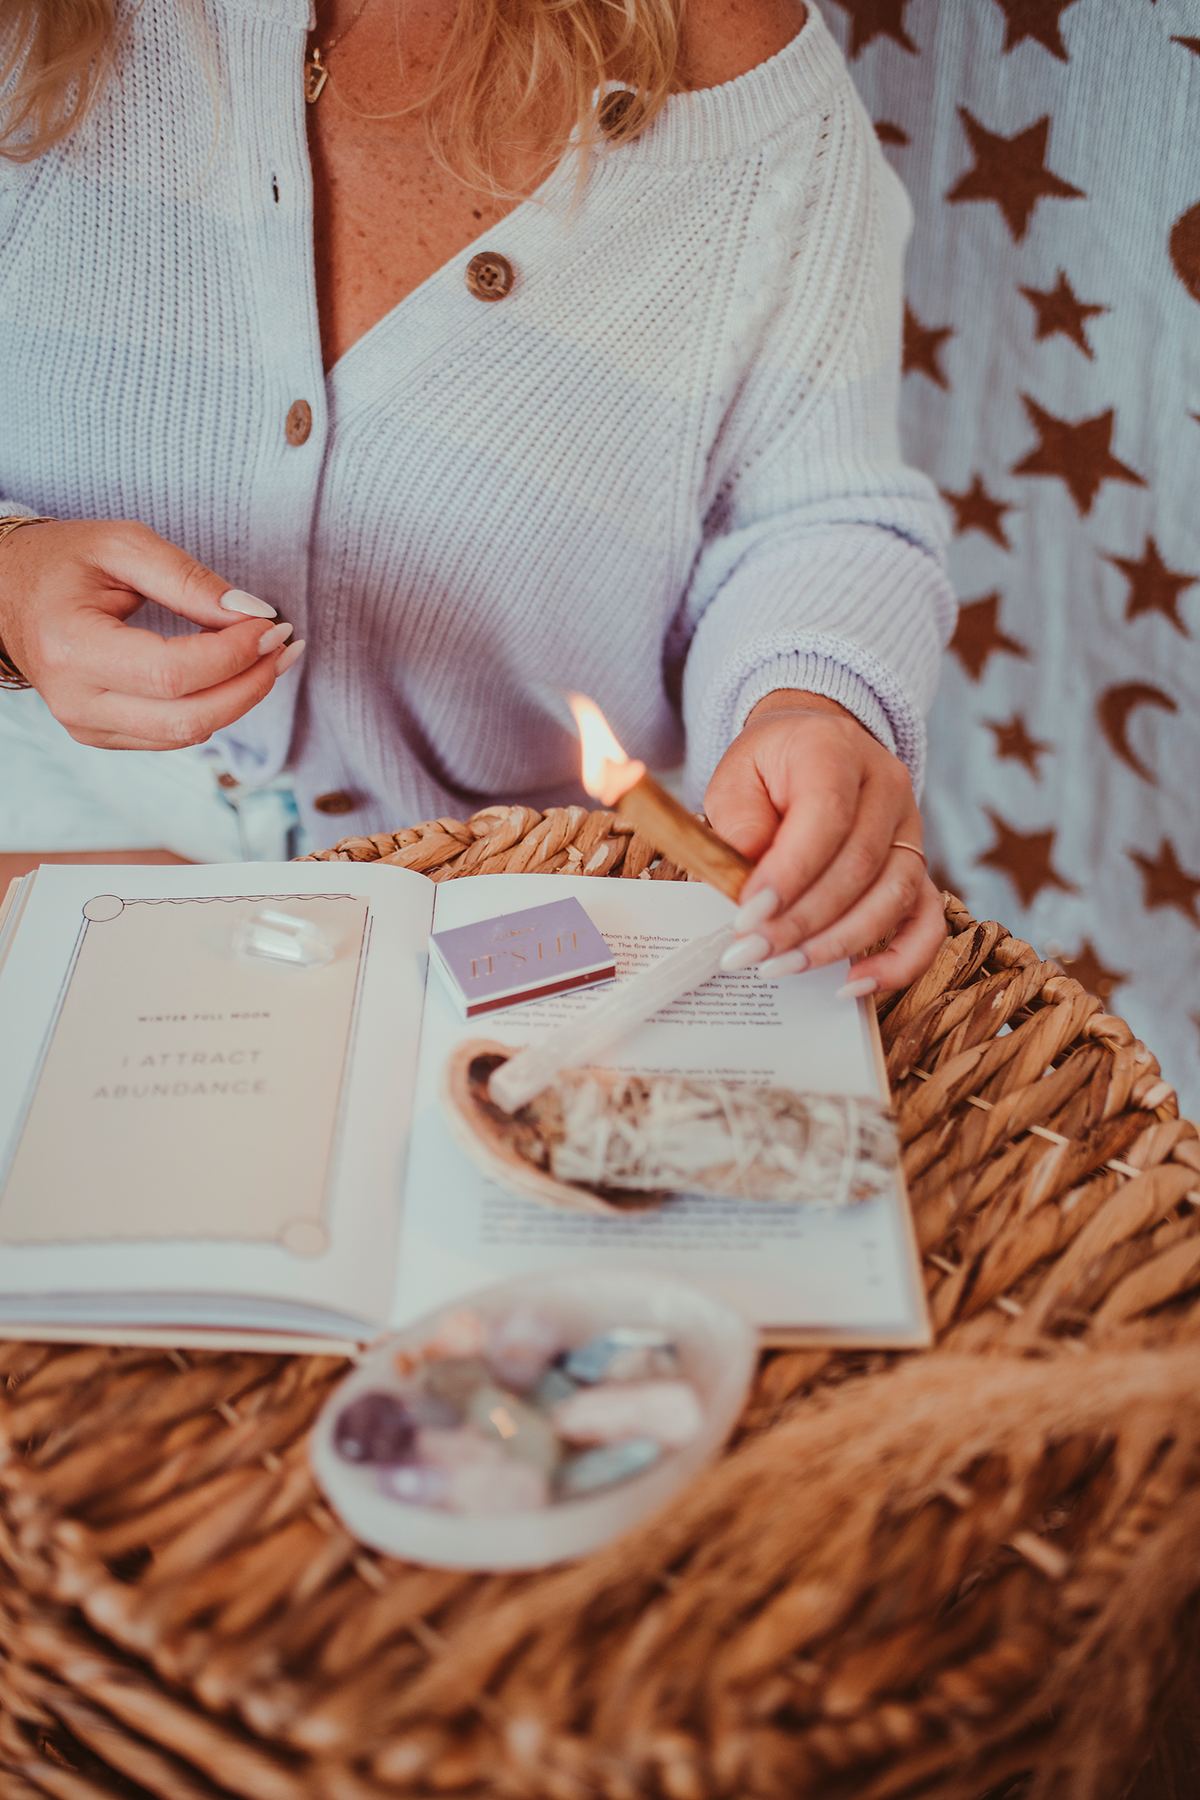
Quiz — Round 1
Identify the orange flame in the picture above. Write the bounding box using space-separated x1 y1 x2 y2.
568 694 646 807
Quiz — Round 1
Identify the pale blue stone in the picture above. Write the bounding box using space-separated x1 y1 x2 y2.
557 1437 661 1497
530 1365 579 1412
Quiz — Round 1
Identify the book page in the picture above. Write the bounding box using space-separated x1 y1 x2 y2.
0 892 369 1250
0 863 434 1337
393 875 929 1345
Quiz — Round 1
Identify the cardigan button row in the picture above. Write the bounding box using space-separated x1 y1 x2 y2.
284 251 520 452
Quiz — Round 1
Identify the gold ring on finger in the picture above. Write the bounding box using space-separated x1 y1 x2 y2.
890 840 927 866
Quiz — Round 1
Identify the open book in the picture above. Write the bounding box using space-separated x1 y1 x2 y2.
0 863 930 1352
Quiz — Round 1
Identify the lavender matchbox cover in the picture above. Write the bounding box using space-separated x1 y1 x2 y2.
428 897 616 1018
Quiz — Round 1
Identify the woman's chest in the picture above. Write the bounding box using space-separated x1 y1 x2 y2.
304 104 533 373
302 4 551 372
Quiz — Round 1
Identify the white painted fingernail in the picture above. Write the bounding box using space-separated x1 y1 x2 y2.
275 639 305 674
759 948 810 977
220 588 277 619
257 622 293 654
733 886 779 933
720 933 770 972
835 976 878 1000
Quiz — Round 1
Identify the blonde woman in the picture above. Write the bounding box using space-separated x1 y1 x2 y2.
0 0 955 991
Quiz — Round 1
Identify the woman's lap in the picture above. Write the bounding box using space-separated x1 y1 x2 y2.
0 689 308 862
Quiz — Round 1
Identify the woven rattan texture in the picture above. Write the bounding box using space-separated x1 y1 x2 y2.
3 804 1199 1800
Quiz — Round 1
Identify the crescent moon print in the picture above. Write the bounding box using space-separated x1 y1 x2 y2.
1097 683 1178 784
1170 201 1200 304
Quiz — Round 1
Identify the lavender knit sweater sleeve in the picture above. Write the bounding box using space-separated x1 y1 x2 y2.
0 1 954 842
676 80 953 804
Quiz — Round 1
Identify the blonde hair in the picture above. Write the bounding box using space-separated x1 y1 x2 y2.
0 0 116 161
0 0 683 176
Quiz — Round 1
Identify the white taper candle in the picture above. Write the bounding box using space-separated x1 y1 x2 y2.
486 921 737 1114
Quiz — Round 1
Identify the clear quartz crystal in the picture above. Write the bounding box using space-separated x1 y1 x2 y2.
467 1385 561 1475
232 907 334 969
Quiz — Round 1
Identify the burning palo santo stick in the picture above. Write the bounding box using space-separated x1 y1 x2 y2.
485 698 753 1115
568 695 753 903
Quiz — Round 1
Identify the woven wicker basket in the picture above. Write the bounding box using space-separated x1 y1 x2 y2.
2 802 1198 1800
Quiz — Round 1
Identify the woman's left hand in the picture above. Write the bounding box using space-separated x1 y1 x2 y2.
703 690 946 993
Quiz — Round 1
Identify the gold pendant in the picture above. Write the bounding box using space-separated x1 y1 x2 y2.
304 49 329 104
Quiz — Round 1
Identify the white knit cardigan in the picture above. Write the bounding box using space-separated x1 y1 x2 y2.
0 0 956 842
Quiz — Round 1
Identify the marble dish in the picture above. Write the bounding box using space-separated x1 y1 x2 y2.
309 1268 757 1571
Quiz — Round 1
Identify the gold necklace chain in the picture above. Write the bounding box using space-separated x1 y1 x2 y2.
304 0 374 104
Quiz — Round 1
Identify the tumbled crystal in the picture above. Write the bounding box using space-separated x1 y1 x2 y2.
557 1437 661 1498
334 1391 417 1465
428 1308 487 1360
379 1462 451 1507
446 1458 550 1514
530 1365 579 1413
417 1355 491 1417
486 1307 562 1391
552 1380 703 1449
562 1327 679 1386
416 1425 504 1470
467 1384 561 1476
401 1389 461 1430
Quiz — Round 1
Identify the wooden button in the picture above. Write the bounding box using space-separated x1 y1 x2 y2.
216 772 239 790
313 790 357 816
465 252 515 302
599 89 638 136
286 400 313 446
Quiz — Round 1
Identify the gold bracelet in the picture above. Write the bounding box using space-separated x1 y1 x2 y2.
0 516 57 690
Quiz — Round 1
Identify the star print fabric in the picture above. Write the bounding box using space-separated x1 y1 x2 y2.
823 0 1200 1112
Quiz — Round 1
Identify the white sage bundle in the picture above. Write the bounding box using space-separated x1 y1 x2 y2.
524 1071 897 1207
445 1044 898 1214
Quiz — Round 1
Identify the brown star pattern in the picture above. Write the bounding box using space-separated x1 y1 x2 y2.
1104 536 1198 635
1128 840 1200 927
1169 202 1200 305
1018 270 1107 358
1060 940 1128 1003
1097 683 1178 783
829 0 918 59
949 594 1030 682
875 121 910 146
946 110 1084 243
1172 37 1200 56
985 712 1052 777
994 0 1078 61
941 474 1014 547
903 304 954 387
1011 396 1146 515
977 810 1078 909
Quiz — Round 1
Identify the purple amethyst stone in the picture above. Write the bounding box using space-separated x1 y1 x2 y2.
334 1391 417 1465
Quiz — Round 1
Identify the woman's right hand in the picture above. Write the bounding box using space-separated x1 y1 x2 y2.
0 518 304 749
